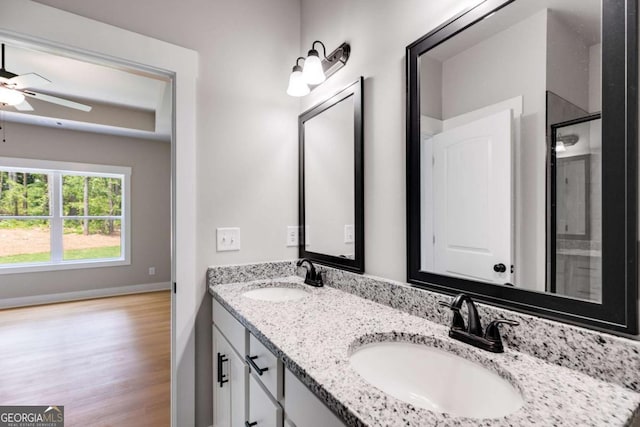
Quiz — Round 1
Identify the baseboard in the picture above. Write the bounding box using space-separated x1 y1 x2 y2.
0 282 171 309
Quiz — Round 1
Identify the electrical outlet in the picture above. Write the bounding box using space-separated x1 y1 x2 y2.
216 227 241 252
344 224 355 243
286 226 299 247
148 267 156 276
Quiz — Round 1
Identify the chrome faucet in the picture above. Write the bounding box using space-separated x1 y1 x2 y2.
439 293 518 353
296 259 324 287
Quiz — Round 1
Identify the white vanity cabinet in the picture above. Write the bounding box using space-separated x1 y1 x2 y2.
283 368 345 427
212 297 345 427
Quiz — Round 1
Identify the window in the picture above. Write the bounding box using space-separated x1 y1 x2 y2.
0 157 131 274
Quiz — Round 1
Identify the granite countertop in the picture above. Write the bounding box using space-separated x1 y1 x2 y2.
210 276 640 427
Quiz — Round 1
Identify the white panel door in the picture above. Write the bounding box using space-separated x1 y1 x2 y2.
432 109 513 284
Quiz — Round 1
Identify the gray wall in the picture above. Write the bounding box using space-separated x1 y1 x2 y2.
546 10 591 112
0 122 171 298
32 0 300 425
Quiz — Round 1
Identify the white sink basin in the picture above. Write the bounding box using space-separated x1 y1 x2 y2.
242 286 309 302
349 341 523 419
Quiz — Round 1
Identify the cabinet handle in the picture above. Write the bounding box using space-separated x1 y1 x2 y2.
217 352 229 387
245 355 269 376
245 422 257 427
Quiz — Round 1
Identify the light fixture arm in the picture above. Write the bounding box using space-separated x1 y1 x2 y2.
311 40 328 60
294 56 305 69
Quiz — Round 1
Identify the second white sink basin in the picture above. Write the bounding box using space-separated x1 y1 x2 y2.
242 286 309 302
349 341 523 419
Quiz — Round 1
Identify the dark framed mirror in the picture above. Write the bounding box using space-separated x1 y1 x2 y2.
406 0 637 333
299 77 364 273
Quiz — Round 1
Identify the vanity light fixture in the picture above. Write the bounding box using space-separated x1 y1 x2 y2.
287 57 310 97
555 133 579 152
287 40 351 97
555 141 567 153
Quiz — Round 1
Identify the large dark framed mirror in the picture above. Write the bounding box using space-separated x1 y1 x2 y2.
299 77 364 273
406 0 637 333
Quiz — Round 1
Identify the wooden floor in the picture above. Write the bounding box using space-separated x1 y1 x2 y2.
0 291 170 427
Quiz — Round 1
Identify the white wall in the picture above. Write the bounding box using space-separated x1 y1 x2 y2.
0 123 171 298
419 55 443 120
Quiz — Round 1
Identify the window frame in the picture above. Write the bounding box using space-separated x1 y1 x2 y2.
0 157 131 274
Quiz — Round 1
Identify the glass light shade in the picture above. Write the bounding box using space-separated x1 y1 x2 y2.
286 70 310 97
0 87 25 106
302 53 326 85
555 141 566 153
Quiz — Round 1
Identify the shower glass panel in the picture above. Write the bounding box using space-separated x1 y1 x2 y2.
550 115 602 302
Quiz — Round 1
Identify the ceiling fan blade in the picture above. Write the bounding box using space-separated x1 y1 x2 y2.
23 91 92 112
8 73 51 89
14 100 34 111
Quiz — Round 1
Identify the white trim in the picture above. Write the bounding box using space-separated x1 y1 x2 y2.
0 156 132 176
0 258 129 275
0 281 171 309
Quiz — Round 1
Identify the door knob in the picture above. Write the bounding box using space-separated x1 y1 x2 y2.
493 263 507 273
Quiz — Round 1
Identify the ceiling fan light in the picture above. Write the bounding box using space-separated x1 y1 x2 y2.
0 87 25 106
302 50 326 85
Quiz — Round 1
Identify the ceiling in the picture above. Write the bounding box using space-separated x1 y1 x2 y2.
0 40 172 141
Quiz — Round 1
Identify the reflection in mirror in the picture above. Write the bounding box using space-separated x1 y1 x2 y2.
550 114 601 302
299 77 364 273
418 0 602 301
305 98 355 258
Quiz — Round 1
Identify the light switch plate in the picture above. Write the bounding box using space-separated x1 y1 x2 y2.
344 224 355 243
217 227 241 251
286 226 299 247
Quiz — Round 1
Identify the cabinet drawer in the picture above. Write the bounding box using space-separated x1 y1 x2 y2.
248 333 283 400
284 368 345 427
248 373 283 427
212 298 247 356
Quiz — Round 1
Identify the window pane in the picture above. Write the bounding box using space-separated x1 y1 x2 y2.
0 219 51 264
62 176 122 216
63 219 122 261
0 171 50 216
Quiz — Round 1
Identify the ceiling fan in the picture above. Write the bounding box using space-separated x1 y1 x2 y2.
0 43 92 112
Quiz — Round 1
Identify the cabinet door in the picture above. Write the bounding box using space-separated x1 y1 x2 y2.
284 368 344 427
229 346 248 426
213 327 231 427
248 374 282 427
214 326 248 427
